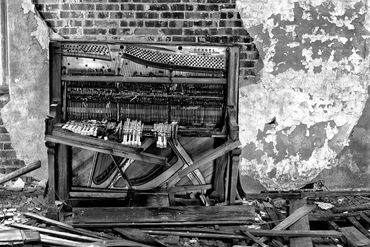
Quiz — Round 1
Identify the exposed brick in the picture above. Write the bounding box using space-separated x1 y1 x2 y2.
69 20 83 26
44 4 60 11
172 36 196 42
219 20 242 27
184 28 209 36
220 12 235 19
116 28 132 35
240 60 255 68
136 12 159 19
145 21 168 28
96 3 119 10
0 150 17 159
110 11 134 18
39 11 58 19
60 11 69 18
148 4 169 11
59 28 77 35
185 12 208 19
70 4 95 10
95 20 119 27
0 134 10 142
13 159 25 167
169 21 193 28
120 20 128 27
0 126 8 133
161 12 184 19
34 0 253 55
85 20 94 27
3 143 13 150
207 0 230 2
193 20 217 27
97 12 110 18
134 28 159 35
62 4 70 10
157 0 180 2
233 28 249 36
170 4 185 11
161 28 182 35
83 0 109 2
219 3 235 11
185 4 194 11
83 28 108 35
129 20 144 27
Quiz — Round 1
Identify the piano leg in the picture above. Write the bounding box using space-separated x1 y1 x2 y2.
56 144 71 204
46 141 57 206
229 148 241 204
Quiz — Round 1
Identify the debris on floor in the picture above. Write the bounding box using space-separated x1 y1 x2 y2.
1 179 370 246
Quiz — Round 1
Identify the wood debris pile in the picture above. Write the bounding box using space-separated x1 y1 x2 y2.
0 188 370 246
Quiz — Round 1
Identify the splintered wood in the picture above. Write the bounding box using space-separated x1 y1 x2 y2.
70 205 257 227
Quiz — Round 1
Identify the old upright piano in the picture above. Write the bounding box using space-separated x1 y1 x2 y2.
45 41 241 216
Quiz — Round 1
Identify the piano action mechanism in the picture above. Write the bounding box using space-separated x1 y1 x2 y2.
45 41 241 210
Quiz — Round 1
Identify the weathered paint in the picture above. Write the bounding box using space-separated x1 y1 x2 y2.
237 0 370 190
0 0 54 179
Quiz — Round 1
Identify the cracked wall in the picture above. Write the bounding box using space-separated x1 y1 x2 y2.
237 0 370 190
0 0 59 179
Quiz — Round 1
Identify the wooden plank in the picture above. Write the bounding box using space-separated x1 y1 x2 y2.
71 205 256 224
240 230 269 247
61 75 227 85
255 204 316 245
360 212 370 225
241 229 342 238
0 160 41 185
10 223 102 242
340 226 370 247
347 216 370 238
70 191 128 198
310 211 363 221
168 184 212 193
0 229 40 243
40 234 87 247
46 134 165 165
24 212 114 240
114 228 168 247
244 190 370 200
289 199 313 247
178 140 241 179
69 220 250 228
144 229 341 239
274 204 315 230
332 203 370 213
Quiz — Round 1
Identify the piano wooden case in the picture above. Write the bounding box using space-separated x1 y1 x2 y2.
45 41 241 211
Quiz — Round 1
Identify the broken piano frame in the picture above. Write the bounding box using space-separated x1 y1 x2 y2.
45 40 241 211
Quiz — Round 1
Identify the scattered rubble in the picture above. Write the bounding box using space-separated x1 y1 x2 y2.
1 178 370 246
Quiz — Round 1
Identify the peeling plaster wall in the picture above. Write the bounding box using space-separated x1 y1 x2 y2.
0 0 59 179
236 0 370 190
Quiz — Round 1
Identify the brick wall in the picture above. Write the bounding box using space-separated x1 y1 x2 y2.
33 0 258 80
0 98 25 175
